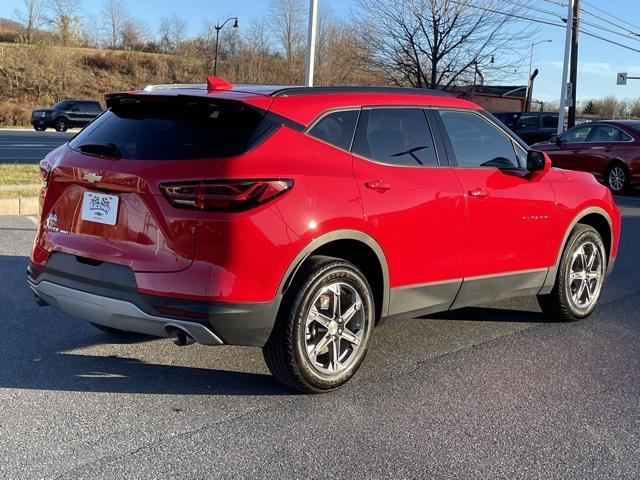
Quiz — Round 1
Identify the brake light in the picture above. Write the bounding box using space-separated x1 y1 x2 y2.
160 179 293 211
38 159 51 187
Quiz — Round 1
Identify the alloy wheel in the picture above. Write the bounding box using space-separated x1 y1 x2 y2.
303 282 365 375
608 166 626 192
566 241 604 311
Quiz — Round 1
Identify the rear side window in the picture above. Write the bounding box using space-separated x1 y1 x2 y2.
69 98 269 160
589 125 632 142
308 110 359 150
542 115 558 128
438 110 519 169
352 108 438 166
80 102 102 112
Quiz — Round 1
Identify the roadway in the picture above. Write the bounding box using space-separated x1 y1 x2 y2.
0 195 639 478
0 129 74 164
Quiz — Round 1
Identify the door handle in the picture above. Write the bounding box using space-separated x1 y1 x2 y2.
467 188 488 198
364 180 391 192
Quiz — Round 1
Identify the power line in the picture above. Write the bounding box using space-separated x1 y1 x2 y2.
450 1 640 55
543 0 640 36
582 0 640 34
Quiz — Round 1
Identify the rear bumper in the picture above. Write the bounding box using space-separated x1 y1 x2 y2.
27 252 281 347
29 280 224 345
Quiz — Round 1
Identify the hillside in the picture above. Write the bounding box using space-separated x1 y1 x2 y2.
0 42 206 127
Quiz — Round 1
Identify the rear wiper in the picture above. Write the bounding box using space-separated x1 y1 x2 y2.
77 143 121 158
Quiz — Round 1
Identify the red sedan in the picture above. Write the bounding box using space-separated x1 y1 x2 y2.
533 120 640 193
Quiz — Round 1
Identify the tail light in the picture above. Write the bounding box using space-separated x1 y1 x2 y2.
160 179 293 212
38 159 51 187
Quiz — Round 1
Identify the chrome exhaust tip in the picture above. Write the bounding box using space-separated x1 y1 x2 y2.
167 327 195 346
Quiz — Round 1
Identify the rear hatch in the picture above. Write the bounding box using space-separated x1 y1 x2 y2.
39 93 273 273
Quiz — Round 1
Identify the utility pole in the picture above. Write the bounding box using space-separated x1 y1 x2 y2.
567 0 580 128
304 0 318 87
557 0 574 135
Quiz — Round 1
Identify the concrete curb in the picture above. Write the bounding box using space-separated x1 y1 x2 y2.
0 197 39 216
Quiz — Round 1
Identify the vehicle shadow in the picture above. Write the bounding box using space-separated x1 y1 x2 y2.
424 306 545 323
0 254 291 396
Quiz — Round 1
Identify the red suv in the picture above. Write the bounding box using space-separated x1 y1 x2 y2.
28 79 621 393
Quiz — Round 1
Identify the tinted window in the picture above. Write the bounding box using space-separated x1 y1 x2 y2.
308 110 358 150
517 115 539 129
69 99 268 160
589 125 632 142
542 115 558 128
54 101 73 110
494 113 519 128
438 110 519 169
352 108 437 166
79 102 102 112
560 125 593 143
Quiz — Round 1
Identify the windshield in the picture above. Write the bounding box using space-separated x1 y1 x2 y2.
69 98 270 160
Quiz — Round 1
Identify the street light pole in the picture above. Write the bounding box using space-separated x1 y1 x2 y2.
304 0 318 86
529 40 552 80
558 0 574 135
527 40 552 112
213 17 238 77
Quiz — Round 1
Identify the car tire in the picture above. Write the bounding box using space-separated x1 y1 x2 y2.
89 322 135 336
262 255 375 393
34 125 45 132
54 118 68 132
605 163 628 193
538 224 607 322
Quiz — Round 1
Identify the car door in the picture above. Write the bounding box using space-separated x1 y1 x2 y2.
350 107 465 318
433 108 557 309
580 125 632 182
67 102 82 126
546 124 596 171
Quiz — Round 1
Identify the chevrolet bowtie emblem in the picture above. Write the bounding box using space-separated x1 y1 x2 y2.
83 172 102 184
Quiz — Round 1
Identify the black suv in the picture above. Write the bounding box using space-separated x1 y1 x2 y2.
494 111 559 145
31 100 103 132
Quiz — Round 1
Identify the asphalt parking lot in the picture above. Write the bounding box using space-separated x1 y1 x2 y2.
0 195 639 479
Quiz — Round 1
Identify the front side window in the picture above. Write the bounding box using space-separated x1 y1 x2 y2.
517 115 539 129
352 108 438 166
560 125 593 143
438 110 520 169
308 110 359 151
589 125 632 142
542 115 558 128
54 101 73 110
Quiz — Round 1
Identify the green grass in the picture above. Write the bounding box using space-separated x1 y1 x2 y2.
0 189 40 198
0 163 40 185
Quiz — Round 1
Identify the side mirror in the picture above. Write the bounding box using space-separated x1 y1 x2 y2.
550 134 562 145
527 150 551 172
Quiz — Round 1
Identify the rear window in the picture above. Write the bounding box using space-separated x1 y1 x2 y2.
69 98 269 160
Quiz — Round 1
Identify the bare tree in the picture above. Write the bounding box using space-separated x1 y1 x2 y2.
354 0 535 89
46 0 82 47
269 0 306 69
120 19 151 50
13 0 44 42
158 14 187 53
101 0 128 49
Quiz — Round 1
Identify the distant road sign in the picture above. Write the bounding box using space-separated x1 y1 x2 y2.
617 73 628 85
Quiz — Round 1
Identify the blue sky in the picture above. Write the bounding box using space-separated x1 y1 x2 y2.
2 0 640 103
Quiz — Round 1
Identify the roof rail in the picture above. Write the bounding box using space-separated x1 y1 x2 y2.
142 83 206 92
270 86 453 97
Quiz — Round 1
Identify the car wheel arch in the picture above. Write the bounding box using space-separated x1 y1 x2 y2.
541 206 614 294
278 229 390 322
